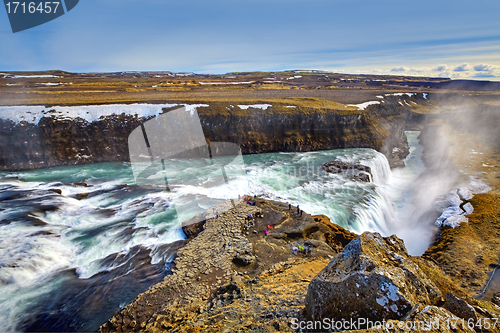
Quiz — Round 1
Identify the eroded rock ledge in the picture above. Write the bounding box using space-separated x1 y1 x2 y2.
0 100 419 171
99 199 357 332
321 160 373 182
99 199 499 332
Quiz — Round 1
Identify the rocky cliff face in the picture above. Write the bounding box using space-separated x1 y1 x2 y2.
99 199 357 332
0 100 422 171
305 232 442 322
99 201 499 333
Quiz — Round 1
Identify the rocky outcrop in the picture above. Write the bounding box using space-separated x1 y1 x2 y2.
493 292 500 306
99 199 356 332
305 232 441 322
361 305 475 333
443 292 477 321
98 205 500 332
321 160 373 182
181 219 206 239
409 306 475 333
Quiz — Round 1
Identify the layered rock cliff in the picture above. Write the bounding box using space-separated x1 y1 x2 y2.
98 199 499 333
0 97 426 171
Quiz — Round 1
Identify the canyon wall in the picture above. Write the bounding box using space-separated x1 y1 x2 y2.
0 100 425 171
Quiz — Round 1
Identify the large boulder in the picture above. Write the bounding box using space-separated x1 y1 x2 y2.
492 292 500 306
362 306 475 332
321 160 373 182
443 292 477 321
305 232 441 322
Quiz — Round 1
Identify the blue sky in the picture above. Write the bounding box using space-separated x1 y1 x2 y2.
1 0 500 80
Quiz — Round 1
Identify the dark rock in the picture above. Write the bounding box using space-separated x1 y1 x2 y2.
305 232 441 322
492 292 500 306
411 306 475 333
0 102 412 172
352 172 371 182
321 160 371 174
48 188 62 195
321 160 373 182
443 292 476 321
181 219 206 239
232 254 255 266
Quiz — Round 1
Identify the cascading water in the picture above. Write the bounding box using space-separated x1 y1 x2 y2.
0 103 430 332
1 147 411 331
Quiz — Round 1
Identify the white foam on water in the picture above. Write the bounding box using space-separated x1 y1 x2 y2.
0 131 440 328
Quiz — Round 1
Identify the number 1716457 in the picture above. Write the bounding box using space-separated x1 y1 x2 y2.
5 2 61 14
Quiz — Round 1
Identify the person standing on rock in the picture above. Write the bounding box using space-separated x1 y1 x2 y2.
297 205 299 214
288 203 291 210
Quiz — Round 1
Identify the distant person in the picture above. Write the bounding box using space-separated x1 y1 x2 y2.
288 203 291 210
264 230 268 236
297 205 300 214
300 210 303 216
293 246 298 255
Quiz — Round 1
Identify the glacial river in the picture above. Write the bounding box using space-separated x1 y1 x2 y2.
0 132 426 332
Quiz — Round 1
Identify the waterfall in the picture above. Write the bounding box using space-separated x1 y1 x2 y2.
351 151 396 236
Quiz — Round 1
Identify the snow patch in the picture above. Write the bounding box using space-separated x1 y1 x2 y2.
385 93 415 97
0 103 209 124
347 101 380 110
199 81 255 85
9 75 62 78
238 104 272 110
434 177 491 228
36 83 67 86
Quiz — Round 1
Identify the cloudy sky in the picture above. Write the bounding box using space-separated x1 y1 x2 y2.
1 0 499 80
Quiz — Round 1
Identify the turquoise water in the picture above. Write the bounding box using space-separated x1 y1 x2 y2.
0 133 424 331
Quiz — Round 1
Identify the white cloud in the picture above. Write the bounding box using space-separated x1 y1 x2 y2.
453 63 470 72
433 64 448 72
473 63 495 71
391 66 408 72
341 62 500 81
410 67 429 73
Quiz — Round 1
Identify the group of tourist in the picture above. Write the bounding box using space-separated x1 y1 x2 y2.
241 194 257 206
292 244 313 256
288 203 304 216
